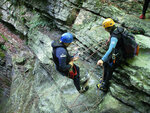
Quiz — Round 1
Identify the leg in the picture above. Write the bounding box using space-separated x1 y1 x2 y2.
73 74 81 91
103 63 109 83
104 64 114 86
73 65 89 93
97 62 115 91
140 0 149 19
73 65 81 91
57 65 81 91
142 0 150 15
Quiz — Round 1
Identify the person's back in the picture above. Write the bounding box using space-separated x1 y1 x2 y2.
111 27 139 59
51 40 71 72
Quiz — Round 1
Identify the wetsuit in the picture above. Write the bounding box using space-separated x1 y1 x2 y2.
143 0 150 15
102 27 124 89
51 40 80 91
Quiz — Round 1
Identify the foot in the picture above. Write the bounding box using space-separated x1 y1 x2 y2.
139 14 145 19
79 86 89 93
80 78 90 87
99 76 103 84
96 82 108 92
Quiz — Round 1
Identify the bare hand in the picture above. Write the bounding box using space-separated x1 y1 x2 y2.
97 59 104 66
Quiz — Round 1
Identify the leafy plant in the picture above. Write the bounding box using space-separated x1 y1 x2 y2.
1 45 7 51
27 14 56 31
0 33 8 41
0 49 5 58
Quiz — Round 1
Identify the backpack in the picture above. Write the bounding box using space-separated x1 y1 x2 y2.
118 27 139 58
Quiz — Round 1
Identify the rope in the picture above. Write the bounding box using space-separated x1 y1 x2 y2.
76 40 104 55
68 51 106 111
27 26 108 113
69 93 81 108
29 40 106 112
86 43 107 61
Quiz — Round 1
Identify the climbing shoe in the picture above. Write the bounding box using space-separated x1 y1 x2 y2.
80 78 90 87
99 76 103 84
79 86 89 93
139 14 145 19
96 82 108 92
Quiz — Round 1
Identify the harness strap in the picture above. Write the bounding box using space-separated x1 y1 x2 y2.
136 45 139 56
68 65 77 79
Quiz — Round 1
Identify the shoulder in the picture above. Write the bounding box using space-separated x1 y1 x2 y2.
111 27 124 39
114 27 124 34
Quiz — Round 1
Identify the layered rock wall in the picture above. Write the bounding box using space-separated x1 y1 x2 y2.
0 0 150 113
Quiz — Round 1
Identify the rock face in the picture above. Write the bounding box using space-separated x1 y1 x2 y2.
0 0 150 113
0 24 12 112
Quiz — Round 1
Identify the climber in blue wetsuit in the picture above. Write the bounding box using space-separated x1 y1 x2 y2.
51 32 89 93
97 18 124 92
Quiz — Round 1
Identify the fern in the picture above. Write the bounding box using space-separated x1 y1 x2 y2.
27 14 55 31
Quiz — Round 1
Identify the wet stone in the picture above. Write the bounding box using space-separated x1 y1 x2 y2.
15 57 26 65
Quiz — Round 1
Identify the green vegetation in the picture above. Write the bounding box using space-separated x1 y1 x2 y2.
0 12 2 19
0 45 7 51
8 0 24 5
0 49 5 58
0 33 8 41
27 14 56 31
0 33 7 51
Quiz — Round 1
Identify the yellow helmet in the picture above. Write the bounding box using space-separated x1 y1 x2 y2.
102 18 115 28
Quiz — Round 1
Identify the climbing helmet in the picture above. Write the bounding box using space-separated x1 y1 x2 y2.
102 18 115 29
60 32 73 43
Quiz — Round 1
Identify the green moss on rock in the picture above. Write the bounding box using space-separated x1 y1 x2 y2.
0 49 5 58
0 33 8 42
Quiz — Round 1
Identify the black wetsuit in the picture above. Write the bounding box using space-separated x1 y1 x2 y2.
103 27 124 89
143 0 150 15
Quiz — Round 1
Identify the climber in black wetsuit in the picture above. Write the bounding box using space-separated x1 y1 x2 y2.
139 0 150 19
96 18 124 92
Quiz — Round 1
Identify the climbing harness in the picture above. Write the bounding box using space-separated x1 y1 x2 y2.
112 53 116 64
68 65 77 79
47 34 108 112
36 39 107 113
68 41 107 111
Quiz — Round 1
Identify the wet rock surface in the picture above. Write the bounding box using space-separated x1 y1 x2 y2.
0 0 150 113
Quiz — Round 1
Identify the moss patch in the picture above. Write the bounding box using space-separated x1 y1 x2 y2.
27 14 55 31
0 33 8 41
0 49 5 58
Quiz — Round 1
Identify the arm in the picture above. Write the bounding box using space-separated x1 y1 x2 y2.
97 37 118 66
56 48 72 71
102 37 118 62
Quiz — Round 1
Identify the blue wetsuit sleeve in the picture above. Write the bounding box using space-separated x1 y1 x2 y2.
56 47 71 71
102 37 118 62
